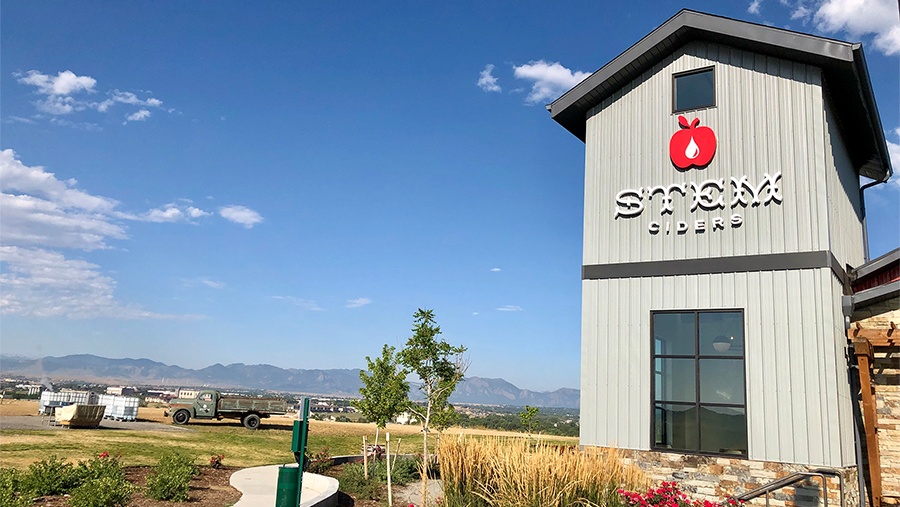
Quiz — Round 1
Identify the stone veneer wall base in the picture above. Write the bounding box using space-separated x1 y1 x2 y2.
607 448 860 507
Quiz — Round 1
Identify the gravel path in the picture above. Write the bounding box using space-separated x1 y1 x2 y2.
0 415 190 432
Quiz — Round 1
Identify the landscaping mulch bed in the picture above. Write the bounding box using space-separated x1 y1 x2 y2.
28 466 241 507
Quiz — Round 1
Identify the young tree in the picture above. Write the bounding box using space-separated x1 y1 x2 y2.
352 344 409 449
398 308 467 507
519 405 539 435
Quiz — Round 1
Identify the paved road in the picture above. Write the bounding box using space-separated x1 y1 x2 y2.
0 415 190 432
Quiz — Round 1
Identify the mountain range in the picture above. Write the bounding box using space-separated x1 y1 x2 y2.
0 354 579 408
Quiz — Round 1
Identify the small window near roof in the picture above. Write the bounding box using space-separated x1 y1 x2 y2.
674 68 715 112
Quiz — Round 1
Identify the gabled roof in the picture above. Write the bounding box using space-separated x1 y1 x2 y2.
549 9 892 182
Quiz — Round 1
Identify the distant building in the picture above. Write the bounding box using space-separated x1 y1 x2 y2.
106 386 136 396
395 411 417 425
15 384 42 396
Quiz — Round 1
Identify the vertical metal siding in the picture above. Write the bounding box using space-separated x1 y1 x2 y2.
579 269 853 465
823 97 866 268
583 42 835 265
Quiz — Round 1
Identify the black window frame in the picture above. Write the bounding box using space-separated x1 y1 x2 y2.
672 66 716 113
650 309 748 458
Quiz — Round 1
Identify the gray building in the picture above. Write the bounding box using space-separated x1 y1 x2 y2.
549 10 893 507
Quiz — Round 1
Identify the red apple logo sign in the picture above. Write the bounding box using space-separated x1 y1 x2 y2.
669 115 716 170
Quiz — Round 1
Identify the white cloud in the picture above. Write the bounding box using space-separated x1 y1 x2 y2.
496 305 524 312
200 278 226 289
37 96 84 115
478 64 501 93
97 90 165 113
7 116 37 125
813 0 900 55
0 150 237 320
0 246 188 319
887 128 900 189
748 0 763 14
14 70 169 123
187 206 210 218
272 296 325 311
124 109 151 123
0 149 118 213
490 267 501 272
791 5 812 19
133 203 210 223
346 297 371 308
143 205 183 222
513 60 590 105
17 70 97 95
220 205 263 228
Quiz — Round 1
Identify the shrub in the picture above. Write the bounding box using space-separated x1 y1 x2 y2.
337 463 382 500
21 455 80 496
69 476 135 507
394 456 421 485
209 454 225 469
305 448 332 474
75 453 127 484
619 481 744 507
146 452 198 501
0 467 30 507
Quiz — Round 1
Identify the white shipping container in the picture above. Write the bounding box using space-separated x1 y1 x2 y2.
38 391 98 415
97 394 140 421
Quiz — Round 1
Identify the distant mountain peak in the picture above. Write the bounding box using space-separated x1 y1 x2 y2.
0 354 579 408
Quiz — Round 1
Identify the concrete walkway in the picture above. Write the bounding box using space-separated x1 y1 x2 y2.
230 465 339 507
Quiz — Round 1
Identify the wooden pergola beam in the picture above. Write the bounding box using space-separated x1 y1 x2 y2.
851 333 883 507
850 322 898 347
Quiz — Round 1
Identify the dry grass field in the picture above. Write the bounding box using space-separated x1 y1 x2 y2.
0 400 577 470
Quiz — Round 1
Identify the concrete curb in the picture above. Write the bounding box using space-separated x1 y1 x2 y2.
230 464 339 507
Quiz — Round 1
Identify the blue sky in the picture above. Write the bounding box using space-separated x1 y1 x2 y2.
1 1 898 392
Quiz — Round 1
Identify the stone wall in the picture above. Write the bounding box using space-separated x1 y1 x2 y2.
611 449 859 507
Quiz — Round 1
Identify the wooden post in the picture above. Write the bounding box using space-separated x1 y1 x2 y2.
852 336 882 507
363 435 368 480
386 432 392 507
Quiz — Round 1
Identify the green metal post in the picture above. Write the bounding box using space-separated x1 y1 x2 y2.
276 398 310 507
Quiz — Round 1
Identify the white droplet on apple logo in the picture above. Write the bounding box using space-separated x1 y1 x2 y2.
685 137 700 159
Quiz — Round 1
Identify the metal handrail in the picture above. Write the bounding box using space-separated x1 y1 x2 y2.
734 468 844 507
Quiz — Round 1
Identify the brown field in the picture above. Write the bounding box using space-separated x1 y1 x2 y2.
0 399 577 469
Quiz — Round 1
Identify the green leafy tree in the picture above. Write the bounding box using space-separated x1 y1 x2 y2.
519 405 539 435
397 308 467 507
352 344 409 448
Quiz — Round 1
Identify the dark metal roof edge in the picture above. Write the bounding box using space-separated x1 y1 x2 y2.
852 247 900 280
550 10 856 133
851 44 894 182
548 9 890 181
851 280 900 308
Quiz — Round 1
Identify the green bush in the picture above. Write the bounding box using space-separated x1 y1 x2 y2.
337 463 382 500
69 476 135 507
22 455 80 496
305 447 333 474
75 453 127 484
146 452 198 501
387 456 420 485
0 467 30 507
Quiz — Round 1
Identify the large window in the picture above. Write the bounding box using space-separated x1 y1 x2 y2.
652 310 747 456
673 67 715 112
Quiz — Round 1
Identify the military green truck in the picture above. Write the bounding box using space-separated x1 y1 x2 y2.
165 389 288 429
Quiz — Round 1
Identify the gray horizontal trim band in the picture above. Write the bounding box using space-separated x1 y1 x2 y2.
583 250 848 284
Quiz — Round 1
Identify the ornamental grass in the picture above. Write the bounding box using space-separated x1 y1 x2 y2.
437 436 649 507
